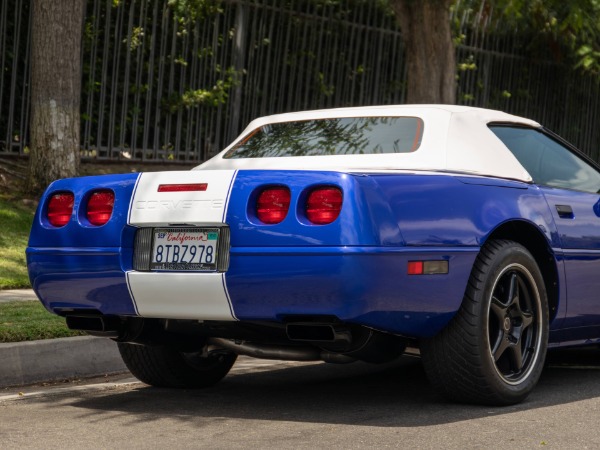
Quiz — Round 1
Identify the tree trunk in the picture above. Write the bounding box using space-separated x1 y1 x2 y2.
27 0 84 194
390 0 456 104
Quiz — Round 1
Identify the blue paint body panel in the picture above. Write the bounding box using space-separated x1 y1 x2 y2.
26 169 600 343
27 173 140 315
540 185 600 340
220 171 566 337
225 247 477 337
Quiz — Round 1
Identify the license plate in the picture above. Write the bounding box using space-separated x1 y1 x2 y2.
150 228 219 271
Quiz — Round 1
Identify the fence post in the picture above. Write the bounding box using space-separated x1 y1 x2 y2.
228 1 247 146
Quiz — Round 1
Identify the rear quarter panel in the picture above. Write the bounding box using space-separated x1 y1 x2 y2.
223 171 563 336
27 173 139 315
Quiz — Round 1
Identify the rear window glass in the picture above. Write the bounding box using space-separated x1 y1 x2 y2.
223 117 424 159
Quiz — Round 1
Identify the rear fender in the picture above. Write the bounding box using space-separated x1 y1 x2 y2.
28 173 140 251
226 170 405 247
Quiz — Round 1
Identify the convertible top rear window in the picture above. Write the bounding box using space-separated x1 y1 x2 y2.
224 117 424 159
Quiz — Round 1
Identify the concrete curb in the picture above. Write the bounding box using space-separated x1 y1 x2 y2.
0 336 129 387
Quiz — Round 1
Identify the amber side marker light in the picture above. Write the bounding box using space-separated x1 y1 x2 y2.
47 192 74 227
306 187 343 225
86 190 115 226
407 260 449 275
256 187 291 224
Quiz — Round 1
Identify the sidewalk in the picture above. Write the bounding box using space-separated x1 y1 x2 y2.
0 289 38 303
0 289 129 387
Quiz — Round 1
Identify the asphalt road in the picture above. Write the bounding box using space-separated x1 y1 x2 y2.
2 350 600 449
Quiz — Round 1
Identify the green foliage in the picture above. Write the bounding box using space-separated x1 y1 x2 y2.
0 301 84 342
458 55 477 71
452 0 600 108
126 26 145 51
458 0 600 74
168 66 243 111
317 72 335 97
0 197 34 289
576 44 600 72
167 0 223 27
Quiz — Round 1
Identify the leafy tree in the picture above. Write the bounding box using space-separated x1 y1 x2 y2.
28 0 85 194
473 0 600 73
387 0 600 104
389 0 456 104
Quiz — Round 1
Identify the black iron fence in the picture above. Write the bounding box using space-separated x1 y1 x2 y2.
1 0 599 163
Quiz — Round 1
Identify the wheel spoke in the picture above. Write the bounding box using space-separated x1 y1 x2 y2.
507 342 524 372
507 272 519 308
491 296 508 321
492 334 511 362
520 311 534 330
488 264 543 383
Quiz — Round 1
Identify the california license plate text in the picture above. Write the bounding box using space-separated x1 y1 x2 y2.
151 228 219 270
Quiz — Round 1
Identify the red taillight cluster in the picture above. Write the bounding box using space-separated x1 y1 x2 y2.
47 193 74 227
306 187 343 225
256 187 291 224
46 190 114 227
255 185 343 225
86 190 115 226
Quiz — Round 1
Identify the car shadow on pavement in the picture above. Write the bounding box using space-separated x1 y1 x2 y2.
63 347 600 427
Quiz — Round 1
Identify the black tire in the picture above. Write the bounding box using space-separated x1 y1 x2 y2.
421 239 549 405
118 342 237 388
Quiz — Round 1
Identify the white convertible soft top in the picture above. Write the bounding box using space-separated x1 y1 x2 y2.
197 104 540 183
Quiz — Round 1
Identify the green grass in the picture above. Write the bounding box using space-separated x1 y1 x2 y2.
0 162 192 341
0 301 84 342
0 194 80 342
0 196 34 289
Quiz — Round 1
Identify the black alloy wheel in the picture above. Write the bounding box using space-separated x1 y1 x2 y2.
421 239 549 406
488 263 542 385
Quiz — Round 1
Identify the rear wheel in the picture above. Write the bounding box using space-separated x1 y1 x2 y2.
118 342 237 388
421 240 549 405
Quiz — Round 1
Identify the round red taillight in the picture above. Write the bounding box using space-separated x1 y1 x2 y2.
47 192 74 227
256 187 291 224
306 187 343 225
86 190 115 226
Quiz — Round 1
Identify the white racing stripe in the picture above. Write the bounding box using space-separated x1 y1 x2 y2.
126 272 235 320
127 170 237 321
128 170 237 226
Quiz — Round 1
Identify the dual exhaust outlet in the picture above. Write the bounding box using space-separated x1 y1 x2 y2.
65 315 405 364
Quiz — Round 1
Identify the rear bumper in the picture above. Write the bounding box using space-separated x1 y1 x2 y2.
27 245 478 338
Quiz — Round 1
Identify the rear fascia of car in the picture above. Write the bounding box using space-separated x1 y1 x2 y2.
26 168 558 339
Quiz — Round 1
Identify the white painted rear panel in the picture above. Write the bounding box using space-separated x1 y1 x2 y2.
127 272 235 320
127 170 237 320
128 170 237 226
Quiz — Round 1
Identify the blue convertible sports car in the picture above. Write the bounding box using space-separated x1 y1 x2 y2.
26 105 600 405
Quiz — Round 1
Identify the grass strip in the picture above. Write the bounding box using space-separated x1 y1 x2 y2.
0 301 85 343
0 196 34 289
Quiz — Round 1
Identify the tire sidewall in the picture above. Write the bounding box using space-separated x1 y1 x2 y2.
475 243 549 403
